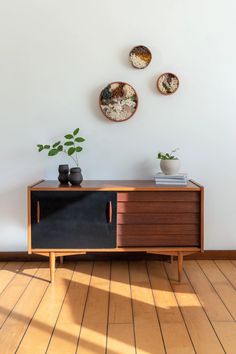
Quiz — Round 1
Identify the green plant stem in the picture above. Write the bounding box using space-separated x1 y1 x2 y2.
63 151 78 167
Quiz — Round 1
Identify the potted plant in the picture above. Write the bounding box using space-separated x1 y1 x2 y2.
37 128 85 185
157 148 180 175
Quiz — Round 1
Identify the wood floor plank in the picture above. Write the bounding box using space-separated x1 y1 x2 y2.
47 262 93 354
0 263 51 354
147 261 195 354
184 260 233 322
0 260 235 353
109 261 133 324
0 262 41 328
0 262 24 295
165 262 224 354
213 322 236 354
17 263 75 354
129 261 165 354
107 261 135 354
198 260 236 320
215 260 236 289
76 261 110 354
107 324 135 354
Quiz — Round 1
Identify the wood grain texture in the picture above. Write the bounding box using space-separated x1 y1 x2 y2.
76 261 110 354
118 234 199 247
118 224 199 236
47 262 93 354
147 261 194 354
198 260 236 320
0 262 40 328
0 263 51 353
117 213 200 224
129 261 165 354
117 201 200 213
165 262 225 354
30 180 201 191
117 191 200 202
0 260 235 353
184 260 233 322
17 263 75 354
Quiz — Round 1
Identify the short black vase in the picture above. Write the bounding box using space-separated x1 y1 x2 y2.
58 164 69 184
68 167 83 186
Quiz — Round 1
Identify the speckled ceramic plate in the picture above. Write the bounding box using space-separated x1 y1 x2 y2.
129 45 152 69
99 82 138 122
157 73 179 95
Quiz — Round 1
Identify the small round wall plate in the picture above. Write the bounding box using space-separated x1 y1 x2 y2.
99 82 138 122
129 45 152 69
157 73 179 95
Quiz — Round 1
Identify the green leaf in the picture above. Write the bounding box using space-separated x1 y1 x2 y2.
76 146 83 152
68 147 75 156
48 149 59 156
53 141 61 148
43 145 50 149
73 128 80 136
64 141 74 146
37 144 43 152
57 145 63 152
75 137 85 143
64 134 74 139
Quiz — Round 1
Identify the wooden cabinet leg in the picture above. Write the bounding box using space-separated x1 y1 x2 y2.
178 252 183 282
60 256 64 265
50 252 55 283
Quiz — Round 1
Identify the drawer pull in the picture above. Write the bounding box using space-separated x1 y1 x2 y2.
36 201 40 224
108 201 112 224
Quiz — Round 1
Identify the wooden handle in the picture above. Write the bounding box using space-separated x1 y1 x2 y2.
109 201 112 224
36 201 40 224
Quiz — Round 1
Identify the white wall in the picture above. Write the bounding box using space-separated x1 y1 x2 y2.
0 0 236 251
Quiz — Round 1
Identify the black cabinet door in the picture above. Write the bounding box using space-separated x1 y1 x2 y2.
31 191 117 249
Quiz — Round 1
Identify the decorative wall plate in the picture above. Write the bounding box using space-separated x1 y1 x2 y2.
129 45 152 69
99 82 138 122
157 73 179 95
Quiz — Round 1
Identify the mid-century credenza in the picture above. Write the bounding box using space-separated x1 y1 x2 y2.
28 180 204 282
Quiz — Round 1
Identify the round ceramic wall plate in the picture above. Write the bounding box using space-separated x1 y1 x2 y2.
129 45 152 69
157 73 179 95
99 82 138 122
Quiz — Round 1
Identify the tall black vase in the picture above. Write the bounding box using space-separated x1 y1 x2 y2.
68 167 83 186
58 164 69 184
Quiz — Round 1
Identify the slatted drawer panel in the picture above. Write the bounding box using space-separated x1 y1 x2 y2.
117 191 200 202
118 224 199 236
118 202 200 213
117 191 201 247
117 213 200 224
117 234 200 247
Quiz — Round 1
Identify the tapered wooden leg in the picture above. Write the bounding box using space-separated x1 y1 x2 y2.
60 256 64 265
169 255 174 264
50 252 55 283
178 252 183 282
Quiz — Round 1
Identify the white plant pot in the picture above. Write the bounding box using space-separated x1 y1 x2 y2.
160 159 180 175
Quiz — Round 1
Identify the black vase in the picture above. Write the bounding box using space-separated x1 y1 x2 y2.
68 167 83 186
58 164 69 184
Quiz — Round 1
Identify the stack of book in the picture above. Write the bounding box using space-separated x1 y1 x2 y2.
154 173 188 185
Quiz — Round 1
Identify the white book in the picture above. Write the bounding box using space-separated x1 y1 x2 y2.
154 173 188 179
155 181 188 185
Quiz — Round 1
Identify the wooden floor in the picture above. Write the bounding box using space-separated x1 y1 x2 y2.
0 260 236 353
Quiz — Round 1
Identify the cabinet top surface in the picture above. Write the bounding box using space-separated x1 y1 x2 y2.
30 180 202 191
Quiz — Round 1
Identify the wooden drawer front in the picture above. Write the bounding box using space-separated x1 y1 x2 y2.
117 191 200 202
118 224 199 236
118 202 200 213
117 234 199 247
117 213 199 225
117 191 200 247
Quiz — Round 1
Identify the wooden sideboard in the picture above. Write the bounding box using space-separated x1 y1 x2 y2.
28 180 204 282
